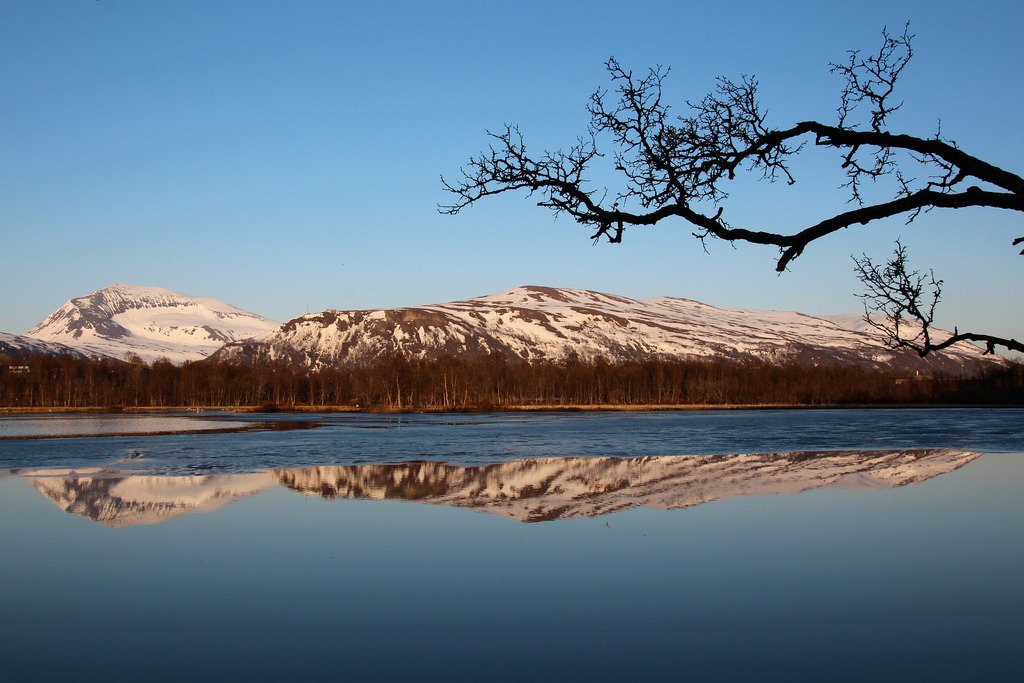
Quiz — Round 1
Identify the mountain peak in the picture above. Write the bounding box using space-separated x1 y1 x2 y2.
25 284 279 363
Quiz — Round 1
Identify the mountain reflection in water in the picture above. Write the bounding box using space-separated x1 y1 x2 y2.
21 448 979 527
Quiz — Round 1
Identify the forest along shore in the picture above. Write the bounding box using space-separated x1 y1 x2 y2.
1 353 1022 410
2 402 1023 417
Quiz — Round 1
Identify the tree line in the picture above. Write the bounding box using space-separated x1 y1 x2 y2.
1 352 1020 410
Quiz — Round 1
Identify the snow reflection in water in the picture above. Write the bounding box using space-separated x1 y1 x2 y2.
19 448 979 526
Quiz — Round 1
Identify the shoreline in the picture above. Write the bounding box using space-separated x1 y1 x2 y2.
1 402 1020 416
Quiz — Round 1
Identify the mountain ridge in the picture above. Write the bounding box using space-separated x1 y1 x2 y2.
0 332 89 362
9 283 1007 375
212 284 1003 375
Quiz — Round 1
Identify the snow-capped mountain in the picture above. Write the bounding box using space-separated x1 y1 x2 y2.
22 448 979 526
212 285 1002 375
0 332 89 361
25 284 279 363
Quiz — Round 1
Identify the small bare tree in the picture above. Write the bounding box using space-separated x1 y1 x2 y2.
442 25 1023 356
854 241 1022 355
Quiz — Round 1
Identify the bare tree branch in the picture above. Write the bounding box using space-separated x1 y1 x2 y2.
441 25 1023 357
854 241 1023 356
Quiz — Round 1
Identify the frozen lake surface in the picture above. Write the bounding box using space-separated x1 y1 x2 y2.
0 413 251 439
1 407 1022 473
1 408 1021 680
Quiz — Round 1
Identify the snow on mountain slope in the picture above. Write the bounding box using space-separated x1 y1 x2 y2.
212 285 1003 375
823 313 876 334
25 284 279 364
0 332 89 361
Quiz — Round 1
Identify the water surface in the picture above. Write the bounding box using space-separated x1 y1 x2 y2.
1 407 1021 473
1 409 1021 681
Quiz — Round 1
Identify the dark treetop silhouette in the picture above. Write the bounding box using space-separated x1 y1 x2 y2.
442 26 1023 356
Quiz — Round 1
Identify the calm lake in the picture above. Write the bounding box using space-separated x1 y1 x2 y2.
1 408 1022 681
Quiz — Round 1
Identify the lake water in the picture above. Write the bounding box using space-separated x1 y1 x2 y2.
1 409 1022 681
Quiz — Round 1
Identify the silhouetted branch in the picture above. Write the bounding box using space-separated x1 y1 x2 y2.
442 25 1024 260
854 241 1023 355
442 25 1023 356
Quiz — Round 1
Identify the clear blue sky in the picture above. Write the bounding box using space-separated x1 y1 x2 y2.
2 0 1022 346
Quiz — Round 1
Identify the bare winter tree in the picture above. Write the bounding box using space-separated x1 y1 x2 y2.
441 26 1023 356
854 241 1023 355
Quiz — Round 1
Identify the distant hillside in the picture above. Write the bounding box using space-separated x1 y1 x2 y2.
213 285 1003 376
0 332 89 362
